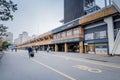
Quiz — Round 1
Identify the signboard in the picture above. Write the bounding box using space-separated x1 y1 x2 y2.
52 19 79 34
95 45 108 54
8 44 14 49
84 43 88 45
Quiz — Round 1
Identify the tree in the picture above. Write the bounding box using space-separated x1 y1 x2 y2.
0 24 8 36
1 40 10 50
0 0 17 21
0 0 17 37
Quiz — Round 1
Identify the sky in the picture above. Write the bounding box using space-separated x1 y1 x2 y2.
1 0 109 41
2 0 63 40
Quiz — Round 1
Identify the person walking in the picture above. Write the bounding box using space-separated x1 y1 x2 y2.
47 46 50 53
28 47 34 58
35 47 38 53
15 48 17 52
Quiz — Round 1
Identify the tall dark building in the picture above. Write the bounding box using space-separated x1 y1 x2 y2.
64 0 96 23
64 0 84 23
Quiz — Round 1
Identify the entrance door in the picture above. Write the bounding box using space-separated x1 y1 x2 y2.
68 42 79 53
88 44 95 54
58 44 64 52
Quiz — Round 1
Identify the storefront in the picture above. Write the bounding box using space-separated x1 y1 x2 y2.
84 22 108 54
67 42 79 52
49 44 55 51
85 43 108 54
58 44 64 52
87 44 95 54
95 44 108 54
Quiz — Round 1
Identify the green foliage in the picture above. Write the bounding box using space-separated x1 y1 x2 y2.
0 0 17 37
0 41 10 50
0 47 2 51
0 24 8 36
0 0 17 21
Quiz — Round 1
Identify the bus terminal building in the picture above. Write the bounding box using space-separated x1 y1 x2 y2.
17 0 120 55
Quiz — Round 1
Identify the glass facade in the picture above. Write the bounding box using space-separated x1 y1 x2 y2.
85 33 94 40
61 32 65 38
64 0 84 23
73 28 79 35
85 30 107 40
85 30 108 54
66 30 72 36
53 35 56 39
94 30 107 39
56 33 61 39
100 31 107 39
94 32 100 39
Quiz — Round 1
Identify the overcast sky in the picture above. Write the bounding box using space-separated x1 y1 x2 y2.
2 0 109 40
2 0 63 40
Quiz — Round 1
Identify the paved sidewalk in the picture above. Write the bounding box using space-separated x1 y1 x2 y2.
0 51 4 59
46 51 120 64
4 50 120 64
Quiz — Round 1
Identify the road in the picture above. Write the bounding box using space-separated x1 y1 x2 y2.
0 50 120 80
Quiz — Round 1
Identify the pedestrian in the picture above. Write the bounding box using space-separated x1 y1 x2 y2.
27 47 34 58
47 46 50 52
15 48 17 52
35 47 38 53
11 48 13 52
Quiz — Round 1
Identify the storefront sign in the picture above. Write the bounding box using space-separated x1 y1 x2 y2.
52 19 79 34
66 22 75 28
95 45 108 54
84 43 88 45
52 38 83 44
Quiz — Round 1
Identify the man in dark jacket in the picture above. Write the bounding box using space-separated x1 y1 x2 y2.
27 47 34 58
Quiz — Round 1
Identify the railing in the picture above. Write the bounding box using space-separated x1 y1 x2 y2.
84 0 113 15
95 0 112 8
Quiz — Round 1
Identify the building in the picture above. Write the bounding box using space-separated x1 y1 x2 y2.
64 0 100 23
64 0 84 23
22 32 30 43
17 0 120 55
14 32 31 45
14 38 20 45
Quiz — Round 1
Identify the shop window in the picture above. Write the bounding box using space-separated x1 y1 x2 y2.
61 32 65 38
53 35 57 39
85 33 94 40
56 33 61 39
88 44 95 54
66 30 72 36
95 44 108 54
100 31 107 38
94 30 107 39
94 32 100 39
73 28 79 35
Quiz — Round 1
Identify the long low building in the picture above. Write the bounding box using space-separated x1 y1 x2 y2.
17 1 120 55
